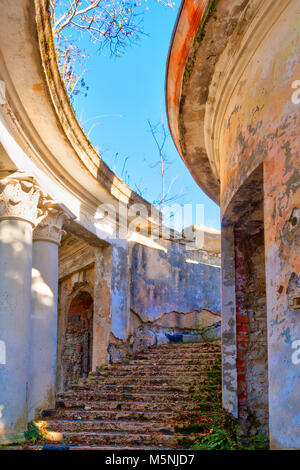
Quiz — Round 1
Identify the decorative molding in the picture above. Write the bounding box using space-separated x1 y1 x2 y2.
204 0 293 179
0 170 46 226
33 206 69 245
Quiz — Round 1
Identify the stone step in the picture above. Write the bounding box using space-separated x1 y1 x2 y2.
67 383 194 393
148 342 220 351
26 341 222 451
55 399 195 412
42 419 176 433
122 357 216 368
57 390 192 402
52 430 201 447
42 408 179 422
132 351 218 359
91 364 204 375
25 444 173 450
79 376 204 386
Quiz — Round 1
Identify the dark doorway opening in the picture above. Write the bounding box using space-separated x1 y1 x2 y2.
63 291 93 388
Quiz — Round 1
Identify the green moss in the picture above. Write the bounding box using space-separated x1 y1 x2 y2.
177 353 269 450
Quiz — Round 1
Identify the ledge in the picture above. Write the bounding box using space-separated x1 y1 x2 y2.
0 0 158 241
165 0 253 205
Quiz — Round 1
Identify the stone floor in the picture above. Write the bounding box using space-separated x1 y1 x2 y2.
24 341 221 450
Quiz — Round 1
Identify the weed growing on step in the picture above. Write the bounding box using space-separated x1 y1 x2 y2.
24 421 48 444
176 346 269 450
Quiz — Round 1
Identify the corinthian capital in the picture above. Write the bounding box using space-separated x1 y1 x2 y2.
33 207 68 246
0 171 46 226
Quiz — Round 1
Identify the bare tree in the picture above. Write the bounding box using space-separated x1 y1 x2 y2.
50 0 174 98
147 118 185 211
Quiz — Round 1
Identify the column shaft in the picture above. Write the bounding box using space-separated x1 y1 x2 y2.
29 240 59 420
0 219 33 443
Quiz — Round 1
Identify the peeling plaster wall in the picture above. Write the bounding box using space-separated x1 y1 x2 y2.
110 241 130 341
58 234 221 367
234 224 268 436
128 239 221 352
218 2 300 448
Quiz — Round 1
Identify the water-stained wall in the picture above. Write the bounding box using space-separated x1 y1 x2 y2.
219 2 300 448
129 239 221 352
58 233 222 369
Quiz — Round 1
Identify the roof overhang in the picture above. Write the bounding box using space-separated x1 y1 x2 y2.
165 0 254 206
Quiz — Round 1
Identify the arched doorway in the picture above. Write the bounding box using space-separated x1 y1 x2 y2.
63 291 93 388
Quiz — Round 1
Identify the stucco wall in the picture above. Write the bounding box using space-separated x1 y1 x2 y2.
218 1 300 448
127 239 221 353
58 234 221 367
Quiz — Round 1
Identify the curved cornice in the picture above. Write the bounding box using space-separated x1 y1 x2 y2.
165 0 220 203
0 0 157 239
35 0 149 208
204 0 293 189
166 0 294 209
166 0 260 205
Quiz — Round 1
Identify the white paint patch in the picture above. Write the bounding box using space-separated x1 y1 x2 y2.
0 341 6 365
291 339 300 365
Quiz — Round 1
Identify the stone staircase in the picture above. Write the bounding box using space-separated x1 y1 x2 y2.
25 341 221 450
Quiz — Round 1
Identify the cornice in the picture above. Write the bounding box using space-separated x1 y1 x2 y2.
204 0 294 181
34 0 154 211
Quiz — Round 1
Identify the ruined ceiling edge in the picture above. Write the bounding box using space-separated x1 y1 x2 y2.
165 0 221 206
34 0 158 215
205 0 294 207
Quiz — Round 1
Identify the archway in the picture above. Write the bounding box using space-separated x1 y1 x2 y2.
63 291 93 388
222 164 268 436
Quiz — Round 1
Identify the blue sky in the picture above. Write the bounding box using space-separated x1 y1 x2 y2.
71 1 220 230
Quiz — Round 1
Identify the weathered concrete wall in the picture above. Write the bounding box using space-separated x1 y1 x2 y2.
58 233 221 366
219 2 300 448
128 239 221 353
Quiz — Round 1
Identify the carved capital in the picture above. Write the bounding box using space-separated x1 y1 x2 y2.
0 171 46 227
33 207 68 246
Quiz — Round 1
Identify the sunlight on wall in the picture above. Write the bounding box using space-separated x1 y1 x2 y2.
0 404 4 436
32 268 54 309
0 341 5 365
128 231 168 253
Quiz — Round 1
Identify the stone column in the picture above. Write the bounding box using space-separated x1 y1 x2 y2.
221 222 238 419
28 208 67 420
0 172 44 444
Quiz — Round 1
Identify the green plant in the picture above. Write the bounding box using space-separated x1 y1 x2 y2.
193 425 237 450
24 421 48 444
176 347 269 450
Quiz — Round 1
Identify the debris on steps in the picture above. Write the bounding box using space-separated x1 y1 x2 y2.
23 341 221 450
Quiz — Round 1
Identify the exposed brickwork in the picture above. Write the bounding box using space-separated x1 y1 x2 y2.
234 230 249 424
234 218 268 435
62 291 93 388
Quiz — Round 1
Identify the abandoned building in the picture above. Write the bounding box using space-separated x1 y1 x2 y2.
0 0 299 451
166 0 300 450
